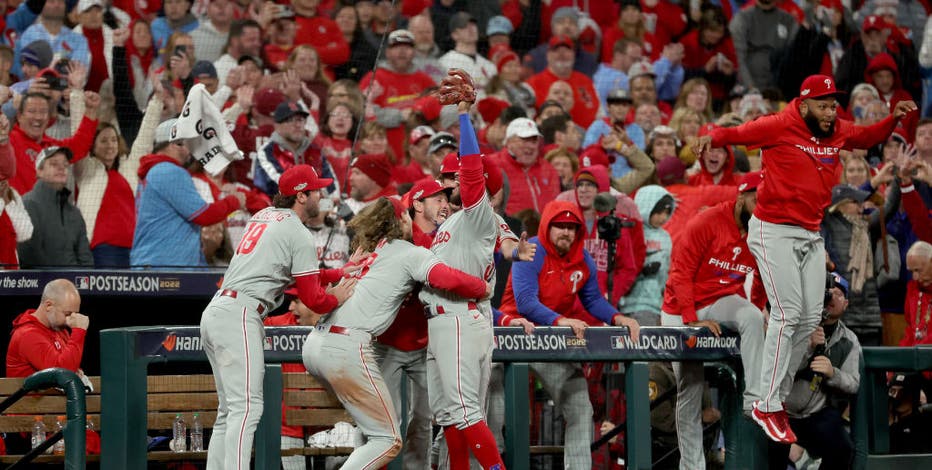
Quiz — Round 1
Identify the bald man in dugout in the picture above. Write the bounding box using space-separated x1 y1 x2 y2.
6 279 90 377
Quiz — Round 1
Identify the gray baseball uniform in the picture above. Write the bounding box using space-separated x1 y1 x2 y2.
303 238 483 469
420 193 517 431
200 207 319 470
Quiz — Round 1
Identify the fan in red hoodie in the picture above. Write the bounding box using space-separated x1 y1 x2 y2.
660 171 768 469
695 74 916 443
6 279 88 378
688 124 738 187
865 52 919 140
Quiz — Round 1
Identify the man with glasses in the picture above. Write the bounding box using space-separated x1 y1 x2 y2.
253 100 322 198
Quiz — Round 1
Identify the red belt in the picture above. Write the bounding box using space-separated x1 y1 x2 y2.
426 301 478 316
328 325 349 335
219 289 266 315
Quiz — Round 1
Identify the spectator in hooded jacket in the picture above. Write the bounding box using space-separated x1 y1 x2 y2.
6 279 89 377
18 147 92 268
253 100 323 197
865 51 919 138
836 15 922 108
488 117 561 216
131 119 245 267
496 200 640 469
619 185 676 325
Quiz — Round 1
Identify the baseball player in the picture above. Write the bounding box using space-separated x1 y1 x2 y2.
373 179 451 469
694 74 916 443
200 165 356 470
660 172 768 469
420 69 535 470
302 197 489 469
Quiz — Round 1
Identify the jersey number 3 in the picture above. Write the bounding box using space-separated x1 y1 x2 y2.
236 222 268 255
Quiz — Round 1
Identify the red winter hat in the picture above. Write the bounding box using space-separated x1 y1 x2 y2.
819 0 843 10
440 152 459 174
0 146 14 180
738 171 763 193
549 35 574 50
494 50 519 73
279 164 332 196
352 153 393 187
655 156 686 186
799 74 845 100
412 95 442 122
477 97 510 124
579 147 615 168
254 88 287 117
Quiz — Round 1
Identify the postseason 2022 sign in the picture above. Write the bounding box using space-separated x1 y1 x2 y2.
0 270 225 297
131 326 740 363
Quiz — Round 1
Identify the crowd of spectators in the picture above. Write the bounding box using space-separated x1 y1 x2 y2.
3 0 932 467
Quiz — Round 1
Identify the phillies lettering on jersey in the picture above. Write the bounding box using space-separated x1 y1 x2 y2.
707 257 755 274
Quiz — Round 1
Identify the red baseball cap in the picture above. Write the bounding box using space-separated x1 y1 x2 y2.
413 95 442 122
799 74 845 100
254 88 287 117
819 0 843 10
278 164 332 196
388 196 406 219
284 286 299 297
403 179 449 207
409 125 435 145
440 152 459 174
351 154 393 188
551 209 582 225
738 171 763 193
549 35 574 50
862 15 889 33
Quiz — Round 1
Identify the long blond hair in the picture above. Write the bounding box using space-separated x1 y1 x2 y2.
348 198 403 252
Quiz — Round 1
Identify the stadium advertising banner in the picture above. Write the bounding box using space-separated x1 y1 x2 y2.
0 270 225 297
134 326 740 363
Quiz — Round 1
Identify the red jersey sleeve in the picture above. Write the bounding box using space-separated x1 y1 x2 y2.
667 216 713 323
425 263 487 299
842 115 899 150
710 113 783 149
901 185 932 243
295 273 339 314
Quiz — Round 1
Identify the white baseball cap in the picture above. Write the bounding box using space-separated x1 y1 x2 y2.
154 118 178 145
505 118 542 141
77 0 104 12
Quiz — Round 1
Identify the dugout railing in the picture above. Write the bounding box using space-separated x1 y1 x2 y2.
97 325 932 470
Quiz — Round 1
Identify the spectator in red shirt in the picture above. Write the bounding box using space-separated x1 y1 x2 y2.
260 5 296 72
359 29 436 160
393 125 435 184
314 101 359 190
0 125 33 270
526 36 600 128
489 117 561 215
73 0 113 94
681 7 738 105
6 279 89 378
9 91 98 194
292 0 350 70
525 7 599 76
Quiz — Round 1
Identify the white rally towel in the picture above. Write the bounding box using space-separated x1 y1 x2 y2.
171 83 243 175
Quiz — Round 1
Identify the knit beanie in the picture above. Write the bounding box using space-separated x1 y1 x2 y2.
352 154 393 187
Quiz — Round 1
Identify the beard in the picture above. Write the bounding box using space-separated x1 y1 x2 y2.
802 109 835 139
449 189 462 208
304 201 320 220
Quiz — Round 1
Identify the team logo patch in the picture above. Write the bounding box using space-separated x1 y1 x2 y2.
293 182 308 192
413 190 424 199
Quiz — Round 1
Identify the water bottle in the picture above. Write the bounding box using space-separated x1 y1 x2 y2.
190 413 204 452
52 416 65 455
31 416 47 450
172 414 187 452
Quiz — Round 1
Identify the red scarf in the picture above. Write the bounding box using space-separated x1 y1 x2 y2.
125 19 154 88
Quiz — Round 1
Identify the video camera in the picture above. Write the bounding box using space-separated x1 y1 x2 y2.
593 192 634 243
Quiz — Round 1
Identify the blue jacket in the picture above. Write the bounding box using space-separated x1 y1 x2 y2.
620 185 674 314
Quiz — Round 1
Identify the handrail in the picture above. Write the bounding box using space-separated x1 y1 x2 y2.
0 368 87 469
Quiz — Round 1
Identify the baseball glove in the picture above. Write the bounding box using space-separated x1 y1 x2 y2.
435 69 477 106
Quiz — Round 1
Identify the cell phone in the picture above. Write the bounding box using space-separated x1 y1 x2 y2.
173 45 187 57
42 75 67 91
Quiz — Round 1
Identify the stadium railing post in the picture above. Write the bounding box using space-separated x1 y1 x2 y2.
625 361 651 470
503 362 529 470
255 364 283 470
100 328 152 470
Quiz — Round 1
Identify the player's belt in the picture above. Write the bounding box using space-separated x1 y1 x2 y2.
423 301 479 318
316 324 372 341
218 289 266 315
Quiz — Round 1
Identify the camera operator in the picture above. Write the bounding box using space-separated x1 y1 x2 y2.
660 172 768 470
556 164 642 310
781 272 861 470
